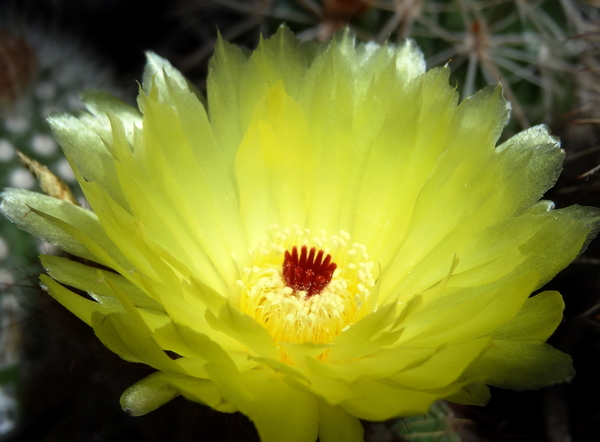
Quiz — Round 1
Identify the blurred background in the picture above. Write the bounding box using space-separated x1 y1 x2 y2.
1 0 600 440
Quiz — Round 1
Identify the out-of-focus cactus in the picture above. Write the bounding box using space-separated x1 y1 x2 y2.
0 23 119 263
392 401 472 441
0 20 120 437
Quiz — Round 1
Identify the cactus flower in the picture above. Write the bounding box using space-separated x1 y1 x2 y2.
1 27 598 442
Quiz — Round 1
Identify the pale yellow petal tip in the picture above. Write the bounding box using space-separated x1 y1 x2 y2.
141 52 206 111
120 373 180 417
142 51 177 92
498 124 560 153
395 39 426 79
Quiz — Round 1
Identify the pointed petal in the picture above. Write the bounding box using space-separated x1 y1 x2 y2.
40 275 109 326
41 254 163 311
0 188 116 263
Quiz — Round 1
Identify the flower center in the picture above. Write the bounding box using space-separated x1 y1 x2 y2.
238 226 378 359
282 246 337 298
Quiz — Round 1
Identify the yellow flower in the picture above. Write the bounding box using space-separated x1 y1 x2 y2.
1 28 599 442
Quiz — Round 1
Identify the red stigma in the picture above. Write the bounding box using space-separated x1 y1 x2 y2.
282 246 337 297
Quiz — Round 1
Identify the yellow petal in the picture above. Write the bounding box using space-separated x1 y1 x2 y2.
160 372 236 413
340 379 460 421
464 340 574 389
234 82 311 241
327 302 402 362
41 254 163 311
493 291 564 341
40 275 109 326
317 398 364 442
390 338 491 389
205 363 319 442
402 271 539 346
206 302 279 360
308 345 435 384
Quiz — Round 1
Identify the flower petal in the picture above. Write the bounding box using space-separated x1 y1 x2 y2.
41 254 163 311
142 51 197 101
165 376 236 413
48 113 129 208
402 271 539 346
317 398 364 442
40 275 109 326
91 310 184 373
390 338 491 389
109 77 247 293
464 340 574 389
234 82 311 241
340 379 460 421
0 188 119 264
308 344 435 384
205 363 319 442
327 302 404 362
205 302 279 360
493 291 564 341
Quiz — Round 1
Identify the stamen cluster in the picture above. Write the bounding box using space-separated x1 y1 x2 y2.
238 226 377 351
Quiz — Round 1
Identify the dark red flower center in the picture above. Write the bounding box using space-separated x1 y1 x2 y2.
282 246 337 298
